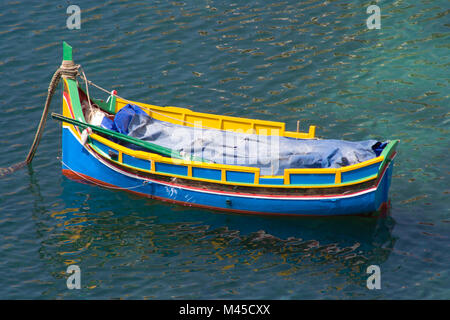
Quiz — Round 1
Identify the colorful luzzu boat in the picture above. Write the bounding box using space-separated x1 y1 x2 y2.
57 43 398 216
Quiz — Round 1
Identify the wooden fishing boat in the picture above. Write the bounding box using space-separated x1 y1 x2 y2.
56 43 398 216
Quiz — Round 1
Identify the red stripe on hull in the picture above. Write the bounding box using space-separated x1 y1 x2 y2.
62 169 381 217
94 150 396 199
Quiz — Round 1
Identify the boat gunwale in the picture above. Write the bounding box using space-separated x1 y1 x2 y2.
86 132 383 189
62 71 398 190
64 125 396 197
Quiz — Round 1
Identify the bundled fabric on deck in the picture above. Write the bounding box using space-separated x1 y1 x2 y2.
109 104 383 175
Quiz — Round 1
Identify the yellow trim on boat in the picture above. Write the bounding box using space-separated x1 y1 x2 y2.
260 175 284 179
60 79 382 189
90 133 260 173
284 156 383 175
115 98 315 139
86 131 380 189
335 170 342 184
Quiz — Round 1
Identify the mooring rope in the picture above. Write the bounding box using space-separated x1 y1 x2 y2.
0 60 79 178
0 60 212 179
0 63 264 179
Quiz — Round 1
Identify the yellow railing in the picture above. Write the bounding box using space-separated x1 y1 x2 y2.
115 98 316 139
88 133 382 188
90 133 260 183
283 157 384 184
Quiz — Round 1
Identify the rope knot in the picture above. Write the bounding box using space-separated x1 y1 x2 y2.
59 60 80 79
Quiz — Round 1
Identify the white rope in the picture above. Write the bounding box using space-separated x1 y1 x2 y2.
80 67 94 115
60 158 149 191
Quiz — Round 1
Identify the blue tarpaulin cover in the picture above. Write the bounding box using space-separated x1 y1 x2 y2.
109 104 383 175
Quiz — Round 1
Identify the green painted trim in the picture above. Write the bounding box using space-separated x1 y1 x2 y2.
63 42 73 61
108 94 117 114
77 86 116 114
378 140 399 175
92 96 116 114
51 112 210 162
89 144 125 164
109 95 117 113
65 78 85 122
89 144 113 158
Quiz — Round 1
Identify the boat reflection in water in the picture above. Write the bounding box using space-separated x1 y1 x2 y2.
27 175 397 297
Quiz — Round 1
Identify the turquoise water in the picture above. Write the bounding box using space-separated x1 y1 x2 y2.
0 0 448 299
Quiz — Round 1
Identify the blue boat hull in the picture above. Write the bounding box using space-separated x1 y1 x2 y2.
61 127 394 216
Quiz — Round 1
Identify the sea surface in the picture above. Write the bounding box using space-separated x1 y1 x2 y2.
0 0 448 299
